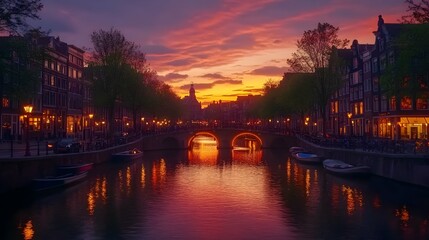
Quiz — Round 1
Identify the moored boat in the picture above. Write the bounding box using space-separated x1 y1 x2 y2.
112 148 143 161
56 162 94 175
33 172 88 191
292 152 322 163
323 159 371 177
289 146 305 154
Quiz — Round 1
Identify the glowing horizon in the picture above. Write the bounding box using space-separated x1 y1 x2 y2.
31 0 406 107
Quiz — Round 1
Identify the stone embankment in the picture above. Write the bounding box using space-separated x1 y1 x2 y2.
298 136 429 188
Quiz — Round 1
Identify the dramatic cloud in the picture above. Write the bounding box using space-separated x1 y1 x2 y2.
32 0 406 105
158 72 189 83
249 66 290 76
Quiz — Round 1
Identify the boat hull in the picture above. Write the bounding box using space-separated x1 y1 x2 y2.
112 149 143 161
33 172 88 191
292 152 321 163
323 159 371 177
56 163 94 175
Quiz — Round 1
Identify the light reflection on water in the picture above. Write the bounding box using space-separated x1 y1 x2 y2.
1 143 429 239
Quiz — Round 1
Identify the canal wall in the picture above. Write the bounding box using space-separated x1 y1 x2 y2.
0 138 143 194
298 137 429 188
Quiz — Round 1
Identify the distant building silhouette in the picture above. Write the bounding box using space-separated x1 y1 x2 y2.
181 84 202 121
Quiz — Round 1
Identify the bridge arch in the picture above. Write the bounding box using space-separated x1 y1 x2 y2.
231 132 263 150
187 131 219 149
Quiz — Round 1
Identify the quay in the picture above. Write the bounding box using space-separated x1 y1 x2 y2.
1 130 429 195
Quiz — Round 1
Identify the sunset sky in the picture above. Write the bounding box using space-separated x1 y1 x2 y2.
32 0 406 107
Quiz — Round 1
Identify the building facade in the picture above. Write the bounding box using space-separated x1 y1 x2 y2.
328 15 429 140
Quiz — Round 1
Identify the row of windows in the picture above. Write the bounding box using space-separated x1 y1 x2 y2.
43 91 67 107
44 60 67 75
69 54 83 67
68 67 82 79
43 73 68 89
331 97 429 115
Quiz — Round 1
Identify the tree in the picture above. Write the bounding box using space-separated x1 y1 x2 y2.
286 23 349 136
0 30 47 114
380 24 429 104
0 0 43 34
88 28 139 141
402 0 429 23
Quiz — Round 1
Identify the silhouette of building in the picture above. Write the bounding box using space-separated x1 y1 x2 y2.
181 84 202 121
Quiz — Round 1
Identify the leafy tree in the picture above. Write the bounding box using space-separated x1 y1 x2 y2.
381 24 429 104
286 23 349 136
88 28 139 141
402 0 429 23
0 0 43 34
0 30 47 114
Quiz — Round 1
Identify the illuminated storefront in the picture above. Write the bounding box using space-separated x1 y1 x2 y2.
373 117 429 140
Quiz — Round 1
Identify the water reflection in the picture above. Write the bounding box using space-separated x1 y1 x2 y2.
21 220 34 240
2 144 429 239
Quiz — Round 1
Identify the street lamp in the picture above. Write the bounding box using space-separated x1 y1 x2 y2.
24 104 33 156
89 114 94 149
347 112 353 136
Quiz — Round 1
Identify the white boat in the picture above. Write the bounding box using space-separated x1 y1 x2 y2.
289 146 305 154
323 159 371 177
33 172 88 191
112 148 143 161
292 152 321 163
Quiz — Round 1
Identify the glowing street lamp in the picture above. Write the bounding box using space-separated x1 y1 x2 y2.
24 105 33 156
89 114 94 149
347 112 353 136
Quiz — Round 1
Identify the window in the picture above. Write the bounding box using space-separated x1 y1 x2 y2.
363 61 371 73
417 98 429 110
331 101 338 114
372 58 378 73
373 77 379 92
373 96 379 112
359 86 363 99
400 97 412 110
365 96 371 112
352 71 359 85
390 96 396 111
364 77 371 92
2 97 9 108
381 95 387 112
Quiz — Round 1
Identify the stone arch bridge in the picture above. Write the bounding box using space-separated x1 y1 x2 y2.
141 128 296 150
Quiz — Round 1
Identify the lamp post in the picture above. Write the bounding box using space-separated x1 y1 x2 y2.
89 114 94 150
347 112 353 136
24 105 33 156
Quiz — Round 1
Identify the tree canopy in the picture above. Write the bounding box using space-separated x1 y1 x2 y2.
402 0 429 23
286 23 349 136
0 0 43 34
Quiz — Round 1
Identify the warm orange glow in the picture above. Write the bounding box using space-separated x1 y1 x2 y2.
23 105 33 114
22 220 35 240
140 164 146 188
231 132 263 149
188 132 219 148
395 205 410 228
305 169 310 197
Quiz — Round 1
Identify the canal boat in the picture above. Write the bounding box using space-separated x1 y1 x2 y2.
323 159 371 177
292 152 322 164
56 162 94 175
112 148 143 161
289 146 305 154
33 172 89 191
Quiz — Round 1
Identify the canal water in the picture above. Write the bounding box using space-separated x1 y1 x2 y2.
2 137 429 239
